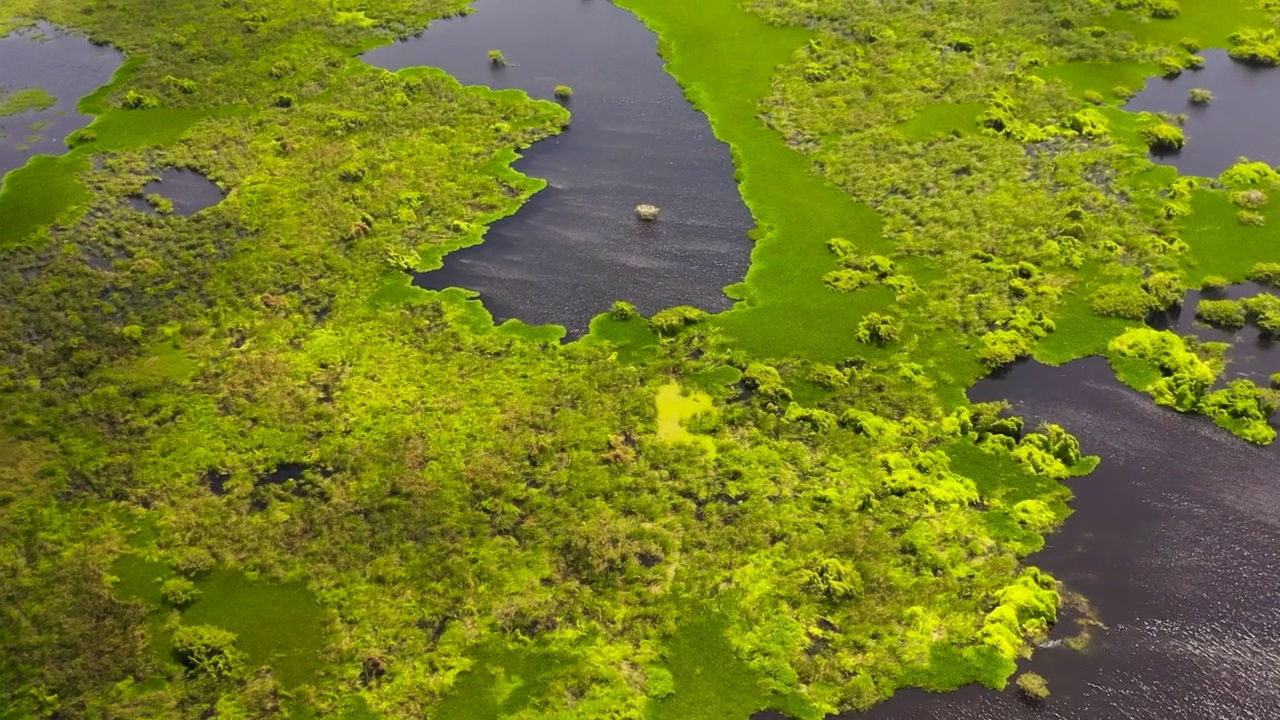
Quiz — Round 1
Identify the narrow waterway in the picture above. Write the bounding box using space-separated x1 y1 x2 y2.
1126 49 1280 178
363 0 753 337
0 22 121 181
758 357 1280 720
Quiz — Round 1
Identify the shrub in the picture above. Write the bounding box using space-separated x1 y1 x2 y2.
172 625 244 677
1082 89 1104 105
338 162 367 183
169 546 215 577
162 75 198 94
145 193 174 215
609 301 637 321
161 577 202 607
1141 272 1184 310
1181 37 1201 52
1112 85 1134 99
268 59 294 78
273 92 296 108
1188 88 1213 104
1271 372 1280 390
743 363 792 401
1061 109 1109 137
1201 275 1229 290
1140 122 1185 150
635 204 660 221
1016 672 1050 700
1091 284 1152 319
120 90 160 110
488 49 507 66
977 330 1031 368
1229 28 1280 65
1220 160 1280 187
1238 210 1266 227
1231 189 1269 209
1195 299 1246 328
823 269 873 293
1248 262 1280 285
855 313 902 345
554 85 573 99
649 306 707 336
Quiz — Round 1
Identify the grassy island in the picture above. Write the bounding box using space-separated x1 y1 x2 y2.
1 0 1278 718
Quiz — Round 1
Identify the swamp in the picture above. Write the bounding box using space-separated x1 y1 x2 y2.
2 0 1280 719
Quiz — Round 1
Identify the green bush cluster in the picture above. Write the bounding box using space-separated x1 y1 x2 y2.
172 625 244 678
649 305 708 336
1229 28 1280 65
1140 122 1184 151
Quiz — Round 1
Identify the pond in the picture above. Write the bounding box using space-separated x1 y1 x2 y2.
126 167 225 217
757 357 1280 720
0 22 122 182
363 0 753 337
1126 49 1280 178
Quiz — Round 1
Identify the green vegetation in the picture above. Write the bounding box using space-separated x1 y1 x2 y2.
554 84 573 100
1188 87 1214 104
1016 671 1050 700
3 0 1280 718
0 86 55 115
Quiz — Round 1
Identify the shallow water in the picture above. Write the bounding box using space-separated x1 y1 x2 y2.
127 168 225 216
0 22 122 181
1126 50 1280 178
757 357 1280 720
363 0 753 337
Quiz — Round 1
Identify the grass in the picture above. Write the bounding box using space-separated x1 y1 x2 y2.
111 556 327 689
0 87 55 116
431 643 580 719
1097 0 1270 49
1179 189 1277 285
895 102 984 141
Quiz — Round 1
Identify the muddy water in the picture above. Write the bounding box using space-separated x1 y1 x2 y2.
127 168 225 217
363 0 752 337
1126 49 1280 178
759 357 1280 719
0 22 121 181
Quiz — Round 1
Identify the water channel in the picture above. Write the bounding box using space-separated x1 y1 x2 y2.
127 167 226 217
363 0 753 337
0 22 121 182
1127 49 1280 178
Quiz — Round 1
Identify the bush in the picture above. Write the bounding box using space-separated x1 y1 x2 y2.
1141 272 1184 310
1238 210 1266 227
1140 122 1185 151
120 90 160 110
1082 89 1104 105
1195 299 1246 328
649 306 707 336
1091 284 1152 319
977 330 1031 368
169 546 215 577
1231 189 1269 209
554 85 573 99
1200 275 1229 290
855 313 902 345
743 363 792 401
1188 88 1213 104
1248 262 1280 285
1271 372 1280 390
66 128 97 148
161 577 202 607
338 162 367 183
635 203 660 221
1016 672 1050 700
162 75 199 94
1061 109 1109 137
823 269 873 293
488 49 507 66
609 301 637 321
273 92 296 108
172 625 244 677
1112 85 1135 100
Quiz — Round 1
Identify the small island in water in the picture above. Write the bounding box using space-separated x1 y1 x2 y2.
1 1 1279 719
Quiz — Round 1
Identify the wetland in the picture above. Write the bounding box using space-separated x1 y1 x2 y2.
3 1 1280 719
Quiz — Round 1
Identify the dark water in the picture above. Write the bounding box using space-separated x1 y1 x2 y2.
0 22 122 181
363 0 752 336
126 168 225 216
1127 50 1280 178
1149 282 1280 387
758 357 1280 720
